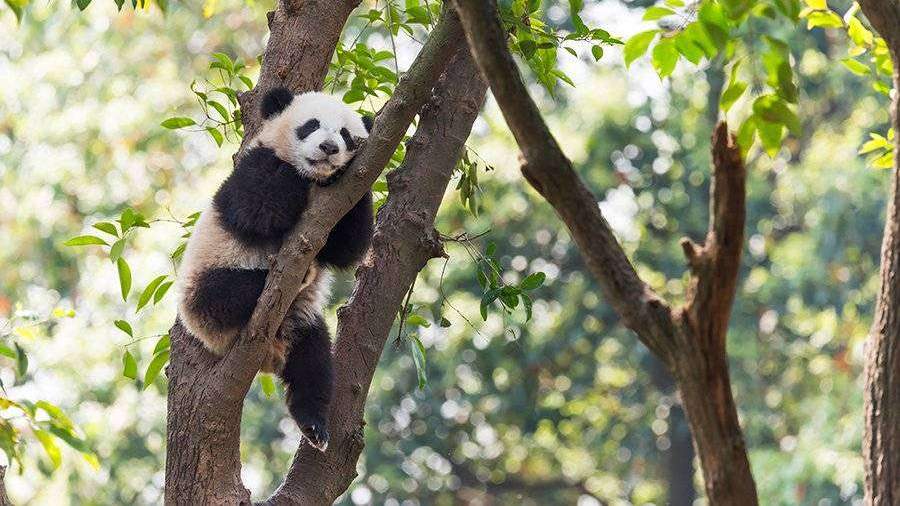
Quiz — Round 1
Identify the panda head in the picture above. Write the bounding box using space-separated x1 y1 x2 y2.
256 88 374 182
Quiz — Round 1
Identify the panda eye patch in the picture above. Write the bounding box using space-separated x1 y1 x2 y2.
340 128 356 150
296 119 320 140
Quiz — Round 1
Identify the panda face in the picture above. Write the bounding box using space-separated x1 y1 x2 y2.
255 91 370 182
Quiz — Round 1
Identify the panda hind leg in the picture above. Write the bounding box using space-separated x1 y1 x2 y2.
278 312 333 452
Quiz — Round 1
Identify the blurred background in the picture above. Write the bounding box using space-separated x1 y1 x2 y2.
0 0 887 504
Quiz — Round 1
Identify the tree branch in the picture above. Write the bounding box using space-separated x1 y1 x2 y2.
680 122 746 355
448 0 677 363
265 46 487 505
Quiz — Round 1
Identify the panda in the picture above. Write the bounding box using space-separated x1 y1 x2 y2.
177 87 375 451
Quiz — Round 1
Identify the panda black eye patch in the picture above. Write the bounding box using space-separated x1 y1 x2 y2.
340 128 356 151
296 119 320 140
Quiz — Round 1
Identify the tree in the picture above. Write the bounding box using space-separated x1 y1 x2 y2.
451 0 756 503
163 2 490 503
854 1 900 504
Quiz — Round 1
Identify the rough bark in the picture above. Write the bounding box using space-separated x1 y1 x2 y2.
672 125 756 505
265 48 487 505
856 1 900 503
0 467 10 506
450 1 757 503
165 4 468 505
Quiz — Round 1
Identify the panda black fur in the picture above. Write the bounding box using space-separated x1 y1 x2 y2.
177 88 375 451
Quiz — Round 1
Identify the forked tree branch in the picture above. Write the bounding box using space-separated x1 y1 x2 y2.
680 122 746 356
450 1 759 503
448 0 677 363
266 46 487 505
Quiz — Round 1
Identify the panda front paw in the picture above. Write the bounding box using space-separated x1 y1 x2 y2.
300 421 329 452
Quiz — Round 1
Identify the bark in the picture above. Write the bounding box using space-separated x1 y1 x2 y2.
856 1 900 503
0 467 10 506
450 1 757 503
165 4 470 505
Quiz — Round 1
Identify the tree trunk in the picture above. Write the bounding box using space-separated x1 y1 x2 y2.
854 2 900 504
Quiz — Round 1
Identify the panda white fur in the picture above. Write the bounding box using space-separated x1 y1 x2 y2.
177 88 375 451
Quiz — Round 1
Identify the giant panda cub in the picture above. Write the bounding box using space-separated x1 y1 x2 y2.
177 87 375 451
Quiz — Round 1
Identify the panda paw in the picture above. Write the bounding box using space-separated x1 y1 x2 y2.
301 421 329 452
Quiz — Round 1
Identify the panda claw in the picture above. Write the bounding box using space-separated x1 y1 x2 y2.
301 423 329 452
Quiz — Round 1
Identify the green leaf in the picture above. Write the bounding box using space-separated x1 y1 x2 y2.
116 258 132 301
406 314 431 328
342 89 366 104
206 127 224 147
92 222 118 237
521 293 534 322
137 275 167 311
805 10 843 29
64 235 108 247
33 429 61 469
480 289 501 321
153 334 170 355
643 6 675 20
591 45 604 61
841 58 870 76
14 343 27 380
108 239 125 264
4 0 27 22
207 100 229 122
153 281 174 304
752 95 800 134
756 119 784 157
519 40 537 59
74 0 91 10
440 317 451 328
859 133 891 154
409 334 427 390
0 344 15 359
143 350 169 389
674 32 705 64
847 17 873 47
160 117 196 129
35 401 75 431
520 272 546 290
872 151 894 169
114 320 133 337
651 39 678 78
499 286 520 308
259 374 276 398
122 350 138 380
720 81 747 113
624 30 659 68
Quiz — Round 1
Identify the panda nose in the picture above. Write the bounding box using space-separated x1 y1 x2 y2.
319 141 339 156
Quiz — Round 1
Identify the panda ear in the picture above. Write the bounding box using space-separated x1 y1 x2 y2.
362 115 374 133
261 87 294 120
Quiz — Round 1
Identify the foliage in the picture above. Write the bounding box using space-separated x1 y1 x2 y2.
0 310 97 473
